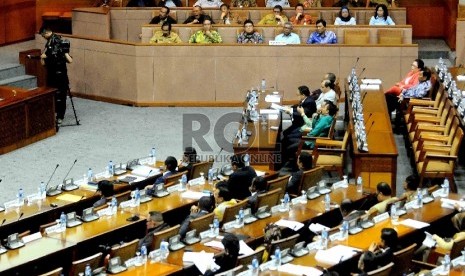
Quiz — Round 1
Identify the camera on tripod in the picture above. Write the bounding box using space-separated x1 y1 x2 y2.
46 35 71 61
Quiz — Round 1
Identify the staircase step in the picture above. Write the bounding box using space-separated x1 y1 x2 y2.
0 63 25 81
0 75 37 90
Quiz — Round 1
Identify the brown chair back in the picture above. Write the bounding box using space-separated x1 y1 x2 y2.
38 267 63 276
190 161 212 180
114 190 131 204
257 188 281 210
189 212 215 234
151 224 180 250
237 248 265 266
450 236 465 259
69 252 103 276
392 243 416 276
222 200 249 224
110 238 139 263
267 175 289 198
269 234 300 255
344 29 369 45
367 262 394 276
39 221 58 235
377 29 403 45
300 166 324 192
165 171 187 185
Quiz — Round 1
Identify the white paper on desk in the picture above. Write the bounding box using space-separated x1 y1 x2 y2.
270 103 285 111
181 191 205 200
274 219 304 231
422 231 437 248
457 75 465 81
361 79 382 84
309 223 330 234
441 198 465 209
131 166 160 177
183 251 218 274
239 240 255 255
21 232 42 244
278 263 323 276
268 114 279 120
260 109 279 114
315 245 360 265
204 240 224 250
256 170 266 177
400 219 430 229
360 84 380 90
265 95 281 103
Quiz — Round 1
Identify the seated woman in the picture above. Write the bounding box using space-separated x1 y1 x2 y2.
178 146 199 178
189 17 223 44
385 59 424 96
179 195 215 238
364 228 399 268
93 180 114 208
353 251 379 275
298 0 321 8
146 156 178 192
400 174 420 201
369 4 395 25
334 6 356 25
255 223 282 262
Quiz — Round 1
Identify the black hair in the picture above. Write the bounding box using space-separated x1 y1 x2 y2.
198 195 215 212
215 180 229 189
251 176 268 192
161 21 172 32
165 156 178 172
222 233 240 257
340 199 353 215
422 67 432 81
97 180 114 197
299 151 313 170
39 25 51 35
298 85 310 97
316 19 327 27
338 6 352 22
220 3 229 9
327 101 338 116
217 187 233 201
360 251 378 272
376 182 392 196
326 73 336 84
295 3 304 9
322 79 331 88
381 228 398 248
274 5 283 11
415 59 424 70
405 175 419 191
193 5 202 10
243 19 254 26
230 154 245 168
374 4 389 19
184 147 198 163
161 5 170 14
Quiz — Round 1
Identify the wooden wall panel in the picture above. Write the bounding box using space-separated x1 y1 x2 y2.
444 0 458 50
0 0 5 45
36 0 95 32
4 0 36 43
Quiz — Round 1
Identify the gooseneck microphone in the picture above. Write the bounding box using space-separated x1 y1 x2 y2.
61 159 77 184
45 164 60 197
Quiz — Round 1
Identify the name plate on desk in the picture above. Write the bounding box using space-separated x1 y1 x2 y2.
404 200 417 210
119 200 134 209
332 180 348 190
271 205 281 214
97 207 112 217
373 212 389 224
188 177 204 186
223 221 237 230
4 199 22 210
167 184 181 193
45 224 64 234
27 193 41 204
432 189 447 198
268 40 286 46
22 232 42 244
94 171 108 180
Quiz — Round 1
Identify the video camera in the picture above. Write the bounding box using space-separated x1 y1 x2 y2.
46 34 70 61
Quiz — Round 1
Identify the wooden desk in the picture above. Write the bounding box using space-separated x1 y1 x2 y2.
117 261 183 276
346 85 398 194
233 91 283 170
0 237 75 276
0 86 56 155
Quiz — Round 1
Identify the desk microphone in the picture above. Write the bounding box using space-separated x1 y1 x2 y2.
17 212 24 221
146 169 153 178
364 113 373 127
61 159 77 184
361 90 369 104
353 57 360 69
45 164 60 197
359 67 366 79
366 121 375 137
211 147 224 164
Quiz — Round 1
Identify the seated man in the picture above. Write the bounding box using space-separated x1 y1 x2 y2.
149 22 182 44
227 154 257 200
138 211 170 250
311 72 337 101
219 4 246 25
315 79 337 109
266 0 290 7
204 233 240 276
194 0 223 8
213 185 237 222
340 199 366 222
286 151 313 194
183 6 213 24
290 4 313 25
307 19 337 44
179 195 215 237
282 85 316 140
178 146 199 179
189 18 222 43
93 180 114 208
247 176 268 213
231 0 257 7
237 20 264 44
368 182 397 215
258 5 288 26
274 22 301 44
146 156 177 192
149 6 177 24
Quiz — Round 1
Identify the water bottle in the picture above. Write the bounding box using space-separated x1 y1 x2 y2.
140 245 148 263
324 193 331 212
341 220 349 240
284 193 290 211
301 190 308 204
321 228 328 249
160 240 169 261
443 254 451 273
251 256 259 276
17 188 24 205
87 168 93 183
134 188 141 206
443 178 450 196
244 154 250 167
390 204 399 225
181 174 188 191
84 264 92 276
39 182 46 199
238 208 244 227
208 169 214 185
274 246 281 268
416 188 423 209
213 217 220 236
108 161 114 176
150 147 156 164
261 79 266 92
111 196 117 215
60 211 67 230
356 176 363 193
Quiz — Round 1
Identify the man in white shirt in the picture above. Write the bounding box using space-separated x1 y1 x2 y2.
315 80 337 109
274 22 301 44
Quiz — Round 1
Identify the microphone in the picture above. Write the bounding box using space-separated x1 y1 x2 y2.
364 113 373 127
146 169 153 178
0 179 2 183
359 67 366 79
211 147 224 164
366 121 375 137
353 57 360 69
62 159 77 184
45 164 60 197
361 90 369 104
17 212 24 221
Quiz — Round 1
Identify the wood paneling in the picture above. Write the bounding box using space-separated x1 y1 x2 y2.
4 0 36 42
0 0 5 45
36 0 95 33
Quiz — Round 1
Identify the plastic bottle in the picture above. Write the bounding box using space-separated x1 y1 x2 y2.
324 193 331 212
390 204 399 225
261 79 266 92
443 254 451 273
301 190 308 204
321 228 328 249
274 246 281 268
39 181 46 199
181 174 188 190
356 176 363 193
108 161 114 176
244 154 250 167
238 208 244 227
341 220 349 240
111 196 117 215
213 216 220 236
17 188 24 205
140 245 147 263
284 193 290 211
160 240 169 261
150 147 156 164
416 188 423 209
208 169 214 185
443 178 450 196
251 256 259 276
134 188 141 206
87 168 93 182
60 211 67 230
84 264 92 276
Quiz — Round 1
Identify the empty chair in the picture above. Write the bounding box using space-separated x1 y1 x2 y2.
114 190 131 204
110 238 139 263
344 29 369 45
69 252 103 276
190 161 212 180
256 188 281 210
38 267 63 276
269 234 300 255
151 224 180 250
378 29 403 44
300 166 324 192
237 248 265 267
188 212 215 234
367 262 394 276
222 200 248 224
392 243 417 276
313 131 349 178
267 175 289 196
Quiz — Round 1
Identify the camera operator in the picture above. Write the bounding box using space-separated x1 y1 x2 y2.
39 25 73 126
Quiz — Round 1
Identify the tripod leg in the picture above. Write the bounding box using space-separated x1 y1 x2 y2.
67 88 80 126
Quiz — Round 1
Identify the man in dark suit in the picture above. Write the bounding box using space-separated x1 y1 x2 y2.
227 154 257 200
138 211 170 250
179 195 215 238
247 176 268 213
282 85 317 138
286 151 312 194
